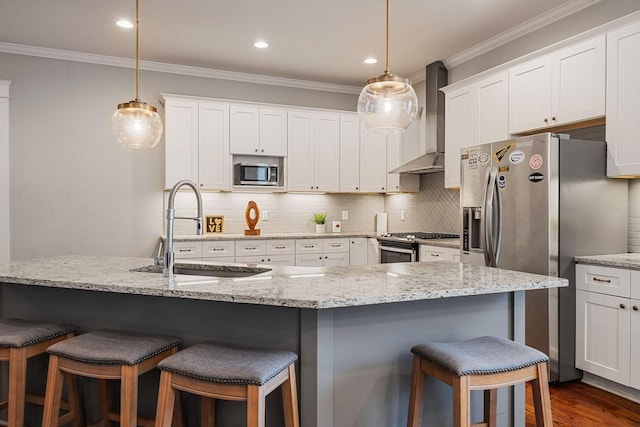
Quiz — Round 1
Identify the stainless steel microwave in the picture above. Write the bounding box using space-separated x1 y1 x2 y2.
234 163 279 185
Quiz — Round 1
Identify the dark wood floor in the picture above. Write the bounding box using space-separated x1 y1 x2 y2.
526 381 640 426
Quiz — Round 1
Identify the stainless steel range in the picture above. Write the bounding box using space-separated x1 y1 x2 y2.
377 232 459 263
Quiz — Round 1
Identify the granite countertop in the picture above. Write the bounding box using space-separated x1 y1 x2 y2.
167 233 461 249
575 253 640 269
0 256 566 309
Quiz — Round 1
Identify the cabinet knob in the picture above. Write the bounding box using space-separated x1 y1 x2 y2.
356 187 359 190
551 116 556 121
319 256 323 260
620 303 626 309
267 258 271 262
316 186 319 189
633 306 638 311
200 183 203 187
261 149 264 153
255 148 258 152
310 186 314 190
544 118 549 123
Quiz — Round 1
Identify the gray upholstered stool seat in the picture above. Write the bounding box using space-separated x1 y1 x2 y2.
411 335 549 376
154 342 300 427
158 341 298 385
41 329 181 427
47 329 180 365
0 318 80 427
0 318 76 348
407 336 553 427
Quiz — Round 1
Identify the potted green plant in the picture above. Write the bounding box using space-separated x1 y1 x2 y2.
313 213 327 234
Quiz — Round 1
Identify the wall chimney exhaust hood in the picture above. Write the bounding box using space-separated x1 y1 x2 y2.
390 61 448 174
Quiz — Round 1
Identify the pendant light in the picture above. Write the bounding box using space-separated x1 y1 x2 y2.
112 0 163 149
357 0 418 134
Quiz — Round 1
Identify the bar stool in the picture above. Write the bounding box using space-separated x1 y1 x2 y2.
0 318 81 427
407 335 552 427
41 329 181 427
154 342 299 427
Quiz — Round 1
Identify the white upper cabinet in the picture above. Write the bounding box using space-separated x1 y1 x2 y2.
339 113 360 192
164 96 231 191
444 71 509 189
509 35 605 134
386 133 419 193
606 21 640 178
230 106 287 156
287 111 339 192
359 124 387 193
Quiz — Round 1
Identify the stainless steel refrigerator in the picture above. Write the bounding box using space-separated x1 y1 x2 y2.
460 132 628 383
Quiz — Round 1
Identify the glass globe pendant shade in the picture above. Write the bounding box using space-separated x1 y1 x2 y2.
357 72 418 134
112 100 163 149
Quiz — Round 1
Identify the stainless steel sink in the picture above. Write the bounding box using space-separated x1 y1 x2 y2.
132 264 271 278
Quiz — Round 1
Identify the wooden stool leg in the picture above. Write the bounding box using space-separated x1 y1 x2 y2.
7 347 27 427
171 389 185 427
63 372 84 427
453 375 470 427
282 364 299 427
484 389 497 427
155 370 175 427
120 364 139 427
246 384 266 427
532 363 553 426
407 355 425 427
98 379 112 426
201 396 215 427
42 355 64 427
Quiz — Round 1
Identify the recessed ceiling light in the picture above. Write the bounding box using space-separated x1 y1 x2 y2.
254 41 269 49
116 19 134 29
364 57 378 65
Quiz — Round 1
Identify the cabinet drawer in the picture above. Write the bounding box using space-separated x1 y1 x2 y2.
419 245 459 262
296 253 324 267
172 241 203 259
264 254 295 266
235 240 266 256
236 254 267 264
576 264 630 297
296 239 322 254
266 239 295 255
323 238 349 253
203 241 235 258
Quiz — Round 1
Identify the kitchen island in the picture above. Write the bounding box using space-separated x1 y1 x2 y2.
0 256 567 426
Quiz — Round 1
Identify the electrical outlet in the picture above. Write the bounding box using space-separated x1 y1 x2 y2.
262 210 269 221
342 210 349 220
400 210 406 221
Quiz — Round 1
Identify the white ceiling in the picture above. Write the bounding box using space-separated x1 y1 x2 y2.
0 0 599 88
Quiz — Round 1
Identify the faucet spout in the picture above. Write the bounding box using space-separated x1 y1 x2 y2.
164 179 204 277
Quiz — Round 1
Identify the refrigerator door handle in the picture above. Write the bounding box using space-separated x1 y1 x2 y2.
484 168 496 267
494 172 503 265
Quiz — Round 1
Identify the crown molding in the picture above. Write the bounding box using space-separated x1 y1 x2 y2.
444 0 602 68
0 42 362 95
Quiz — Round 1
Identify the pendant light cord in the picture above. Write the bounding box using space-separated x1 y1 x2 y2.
385 0 390 74
135 0 140 102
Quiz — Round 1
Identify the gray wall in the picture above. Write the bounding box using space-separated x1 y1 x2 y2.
0 53 358 260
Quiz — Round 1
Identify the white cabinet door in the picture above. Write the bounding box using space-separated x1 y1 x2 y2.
259 108 287 156
339 113 360 192
509 36 605 134
198 102 231 190
287 111 315 191
313 113 340 192
509 56 552 134
359 124 387 193
349 238 368 266
631 298 640 389
444 86 475 189
295 253 323 267
575 290 630 385
606 21 640 177
264 254 295 266
230 106 260 155
323 252 349 267
476 71 509 145
164 98 198 189
551 36 605 126
386 133 419 193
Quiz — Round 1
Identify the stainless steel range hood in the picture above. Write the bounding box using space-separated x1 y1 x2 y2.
390 61 448 174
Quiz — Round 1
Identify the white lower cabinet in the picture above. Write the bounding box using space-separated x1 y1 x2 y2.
295 238 349 266
575 264 638 389
419 245 460 262
349 238 368 266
